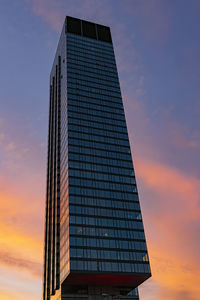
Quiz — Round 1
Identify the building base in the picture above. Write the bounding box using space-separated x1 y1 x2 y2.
50 286 139 300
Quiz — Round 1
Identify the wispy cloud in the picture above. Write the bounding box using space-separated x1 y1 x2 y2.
0 265 41 300
25 0 113 32
0 250 42 279
136 157 200 300
25 0 63 31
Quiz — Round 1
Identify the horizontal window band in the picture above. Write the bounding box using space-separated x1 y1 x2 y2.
67 86 121 100
67 50 116 66
70 234 144 242
67 95 123 111
67 60 117 73
68 151 132 162
67 63 118 79
68 203 139 213
67 38 114 52
68 169 135 180
67 109 125 123
67 114 126 128
68 158 133 168
67 103 124 118
68 121 127 135
67 34 114 48
70 258 148 264
67 52 116 68
67 39 114 53
67 72 119 88
67 41 114 55
67 93 123 108
68 142 130 155
69 190 139 202
69 213 142 222
68 177 135 187
69 245 146 252
67 68 119 84
68 128 128 141
68 194 139 204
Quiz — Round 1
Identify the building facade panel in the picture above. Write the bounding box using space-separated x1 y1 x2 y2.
43 16 151 300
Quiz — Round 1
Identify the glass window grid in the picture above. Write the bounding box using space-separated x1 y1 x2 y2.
70 259 150 274
67 49 116 66
67 63 118 79
67 82 121 97
67 71 119 88
68 132 130 147
67 33 114 49
68 77 121 93
69 187 138 201
67 36 114 50
68 100 124 116
68 68 119 84
68 118 127 134
69 215 143 230
67 67 119 84
67 85 122 101
69 196 139 210
68 93 123 108
64 34 150 277
69 204 141 220
69 169 135 184
67 34 114 51
68 147 131 161
67 41 114 55
67 38 114 54
67 44 115 62
69 236 146 251
67 41 114 57
68 90 123 106
67 41 114 53
68 160 135 176
69 226 145 240
70 247 148 262
68 177 136 191
68 124 128 140
67 51 116 67
68 153 133 169
68 90 123 105
68 111 126 126
67 53 117 70
68 57 117 72
68 106 125 122
70 246 149 263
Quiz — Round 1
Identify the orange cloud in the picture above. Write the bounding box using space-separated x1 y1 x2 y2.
0 265 41 300
135 157 200 300
0 172 44 280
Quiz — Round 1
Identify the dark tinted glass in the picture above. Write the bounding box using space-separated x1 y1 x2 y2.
97 24 112 43
82 21 97 39
67 16 81 35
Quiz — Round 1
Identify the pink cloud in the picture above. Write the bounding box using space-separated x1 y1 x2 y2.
135 157 200 300
26 0 63 31
26 0 114 33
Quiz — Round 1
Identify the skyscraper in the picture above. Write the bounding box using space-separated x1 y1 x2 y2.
43 16 151 300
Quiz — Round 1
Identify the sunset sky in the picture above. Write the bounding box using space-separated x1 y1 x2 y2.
0 1 200 299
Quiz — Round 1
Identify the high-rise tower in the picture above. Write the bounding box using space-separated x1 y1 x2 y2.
43 16 151 300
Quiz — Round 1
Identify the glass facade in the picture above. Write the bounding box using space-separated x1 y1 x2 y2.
43 17 151 300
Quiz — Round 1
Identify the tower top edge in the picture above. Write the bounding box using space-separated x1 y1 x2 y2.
65 16 112 43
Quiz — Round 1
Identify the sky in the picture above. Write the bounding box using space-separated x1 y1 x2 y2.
0 0 200 299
